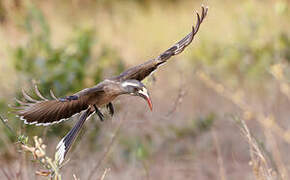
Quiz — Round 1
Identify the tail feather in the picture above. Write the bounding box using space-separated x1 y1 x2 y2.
55 108 94 165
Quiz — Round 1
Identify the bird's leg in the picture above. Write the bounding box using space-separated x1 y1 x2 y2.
106 102 114 116
93 104 104 121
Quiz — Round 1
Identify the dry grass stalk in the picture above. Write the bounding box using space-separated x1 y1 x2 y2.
239 119 275 180
264 129 288 180
211 129 227 180
21 136 62 180
270 64 290 100
87 116 124 180
196 71 289 179
166 74 188 117
100 168 110 180
0 168 13 180
73 174 80 180
166 85 187 117
197 71 290 144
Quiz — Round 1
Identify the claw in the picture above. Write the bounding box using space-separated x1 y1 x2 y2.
94 105 104 121
106 103 114 116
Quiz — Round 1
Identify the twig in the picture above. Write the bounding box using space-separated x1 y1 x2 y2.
238 118 274 180
99 168 110 180
73 174 80 180
21 136 62 179
211 129 227 180
264 129 288 180
0 167 13 180
0 114 15 136
166 86 187 117
166 72 187 117
142 160 150 180
87 116 124 180
16 153 24 180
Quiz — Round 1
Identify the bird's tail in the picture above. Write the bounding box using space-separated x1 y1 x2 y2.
55 108 94 165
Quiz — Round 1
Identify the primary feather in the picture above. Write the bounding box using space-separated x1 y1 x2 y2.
16 89 89 126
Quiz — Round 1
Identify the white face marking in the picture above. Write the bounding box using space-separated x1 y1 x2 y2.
121 81 139 88
138 87 149 99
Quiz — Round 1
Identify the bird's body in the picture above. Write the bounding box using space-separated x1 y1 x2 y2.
15 6 208 164
75 80 122 106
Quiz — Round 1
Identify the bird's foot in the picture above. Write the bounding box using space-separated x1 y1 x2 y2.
106 102 114 117
93 105 104 121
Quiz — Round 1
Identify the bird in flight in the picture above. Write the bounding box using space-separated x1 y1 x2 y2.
15 6 208 164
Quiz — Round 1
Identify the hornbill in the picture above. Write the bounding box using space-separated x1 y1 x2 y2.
15 6 208 164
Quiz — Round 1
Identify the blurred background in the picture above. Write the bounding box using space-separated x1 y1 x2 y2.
0 0 289 179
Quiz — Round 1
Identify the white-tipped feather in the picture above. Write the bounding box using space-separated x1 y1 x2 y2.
55 138 66 164
55 112 94 165
19 112 81 126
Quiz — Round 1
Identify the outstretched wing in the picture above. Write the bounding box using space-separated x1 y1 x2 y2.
15 84 102 126
113 6 208 82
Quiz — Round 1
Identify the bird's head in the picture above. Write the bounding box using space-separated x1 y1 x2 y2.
121 80 152 111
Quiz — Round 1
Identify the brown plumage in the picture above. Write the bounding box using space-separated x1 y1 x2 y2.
15 6 208 164
17 95 89 126
16 6 208 126
113 6 207 82
16 81 109 125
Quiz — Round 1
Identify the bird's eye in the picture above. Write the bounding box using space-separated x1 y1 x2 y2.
127 86 138 93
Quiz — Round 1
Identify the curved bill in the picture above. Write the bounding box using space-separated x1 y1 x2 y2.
138 88 153 111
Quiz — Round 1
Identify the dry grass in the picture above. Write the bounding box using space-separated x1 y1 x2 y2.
238 119 275 180
21 136 61 179
0 0 290 179
197 70 290 180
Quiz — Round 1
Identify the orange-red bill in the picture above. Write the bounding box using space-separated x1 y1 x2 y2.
138 89 153 111
146 97 153 111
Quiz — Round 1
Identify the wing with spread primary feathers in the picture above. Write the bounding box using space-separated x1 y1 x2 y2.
113 6 208 82
15 84 102 126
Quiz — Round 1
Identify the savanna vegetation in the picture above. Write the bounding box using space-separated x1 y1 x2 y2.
0 0 289 179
